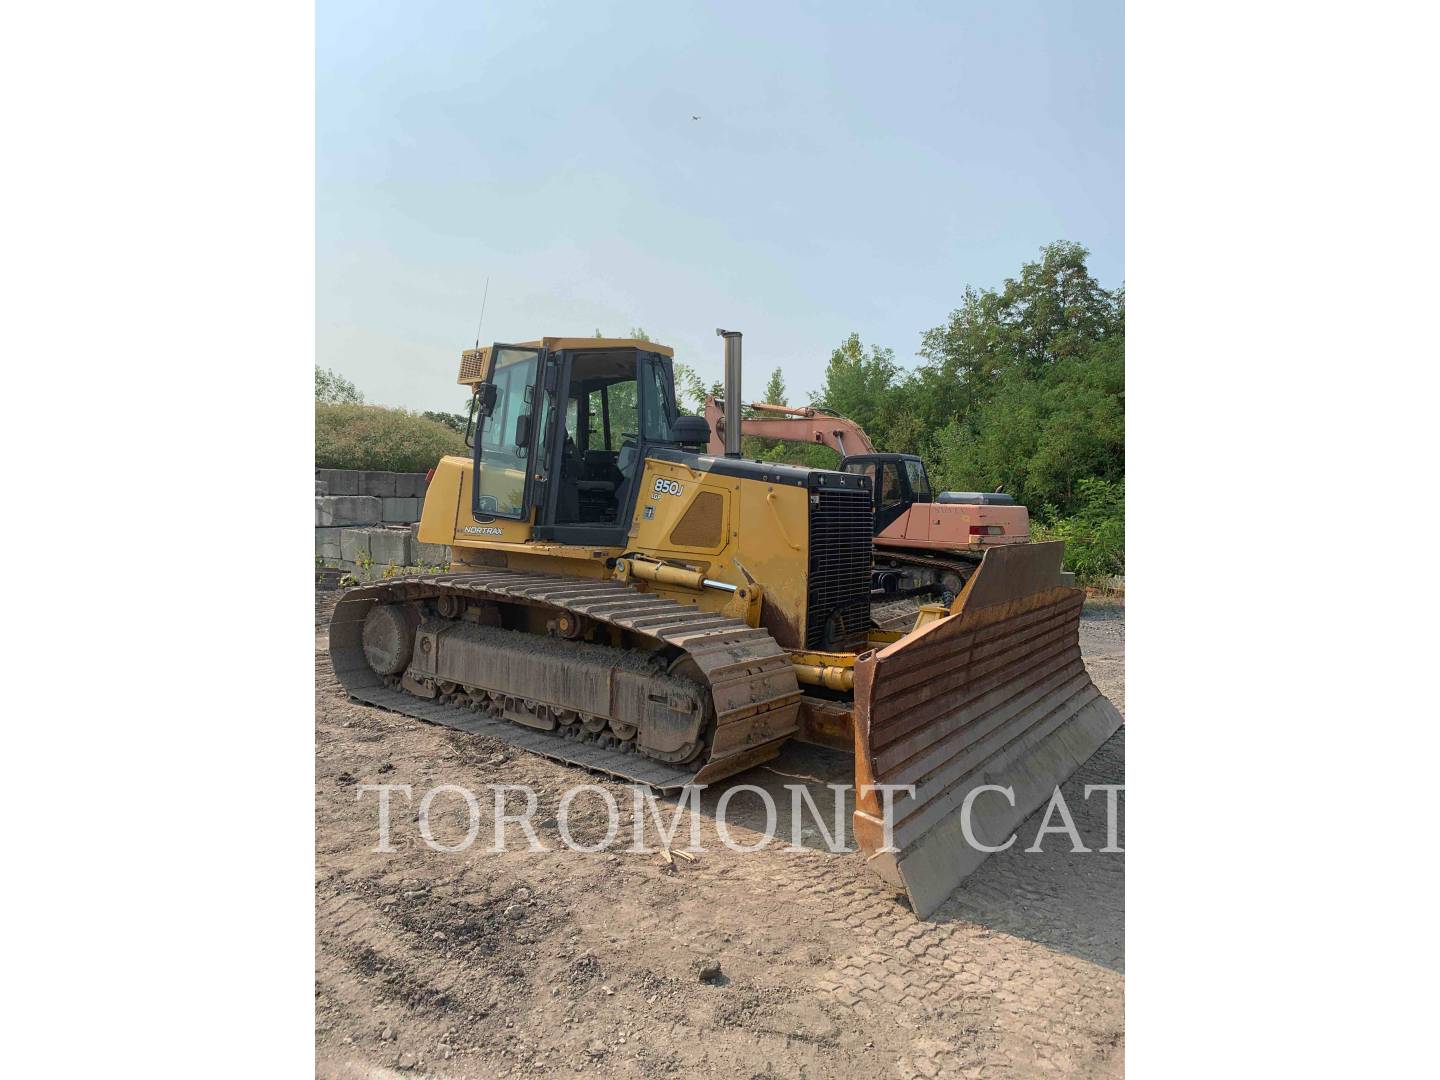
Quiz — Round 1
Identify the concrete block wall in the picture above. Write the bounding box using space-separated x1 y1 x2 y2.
409 520 450 567
317 469 429 500
316 495 381 527
381 497 419 523
369 527 412 567
316 469 449 576
316 469 430 526
322 525 451 579
316 526 344 561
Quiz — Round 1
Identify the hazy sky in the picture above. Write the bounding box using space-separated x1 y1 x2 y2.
318 0 1123 414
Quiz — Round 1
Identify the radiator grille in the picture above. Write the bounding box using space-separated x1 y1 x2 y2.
806 486 873 650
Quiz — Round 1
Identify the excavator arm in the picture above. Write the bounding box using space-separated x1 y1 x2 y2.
704 397 877 458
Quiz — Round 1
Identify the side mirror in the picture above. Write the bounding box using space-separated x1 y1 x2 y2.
513 412 532 449
478 383 498 415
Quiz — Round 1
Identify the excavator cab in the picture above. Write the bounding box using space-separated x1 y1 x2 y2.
838 453 934 533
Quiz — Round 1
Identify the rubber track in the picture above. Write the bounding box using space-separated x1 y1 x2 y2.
329 568 802 790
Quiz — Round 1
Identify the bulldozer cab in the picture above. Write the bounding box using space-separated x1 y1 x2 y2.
839 453 933 533
470 340 684 546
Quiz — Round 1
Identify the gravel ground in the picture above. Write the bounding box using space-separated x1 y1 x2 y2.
315 591 1125 1079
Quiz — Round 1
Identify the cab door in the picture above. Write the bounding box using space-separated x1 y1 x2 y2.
472 344 546 520
874 459 910 534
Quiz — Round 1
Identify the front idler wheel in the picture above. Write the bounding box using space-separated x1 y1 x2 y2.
362 604 420 676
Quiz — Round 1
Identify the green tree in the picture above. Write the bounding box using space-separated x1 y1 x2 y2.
926 332 1123 515
672 363 717 414
763 367 788 406
912 240 1122 431
916 245 1124 516
810 333 900 438
803 242 1123 577
315 366 364 405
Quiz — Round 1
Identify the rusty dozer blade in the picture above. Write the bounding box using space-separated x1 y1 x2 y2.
851 541 1122 918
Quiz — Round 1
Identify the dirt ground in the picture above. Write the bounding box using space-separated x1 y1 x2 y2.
315 593 1125 1079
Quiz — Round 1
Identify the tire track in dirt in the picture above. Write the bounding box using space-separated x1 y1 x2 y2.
315 589 1124 1078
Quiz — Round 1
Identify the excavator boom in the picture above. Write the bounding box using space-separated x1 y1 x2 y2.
703 397 876 457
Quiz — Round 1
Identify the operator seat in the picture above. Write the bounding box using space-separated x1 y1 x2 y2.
556 434 582 521
612 438 639 519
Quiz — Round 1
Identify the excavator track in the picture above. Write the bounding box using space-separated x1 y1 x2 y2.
329 568 802 790
871 547 983 600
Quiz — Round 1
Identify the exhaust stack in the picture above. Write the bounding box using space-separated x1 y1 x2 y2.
716 328 742 457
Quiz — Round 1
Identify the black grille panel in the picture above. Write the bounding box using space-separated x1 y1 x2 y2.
806 486 873 650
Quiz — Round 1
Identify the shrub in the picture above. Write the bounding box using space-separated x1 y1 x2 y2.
743 435 840 470
315 403 467 473
1030 477 1124 583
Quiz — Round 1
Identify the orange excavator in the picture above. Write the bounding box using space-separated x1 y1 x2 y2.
704 398 1036 602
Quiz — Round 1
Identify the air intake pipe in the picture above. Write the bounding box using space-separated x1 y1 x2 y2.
716 328 742 458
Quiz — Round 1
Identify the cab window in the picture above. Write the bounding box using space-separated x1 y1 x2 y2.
641 358 676 441
904 459 932 501
480 351 537 457
878 463 905 510
475 346 541 518
586 389 610 450
557 350 642 527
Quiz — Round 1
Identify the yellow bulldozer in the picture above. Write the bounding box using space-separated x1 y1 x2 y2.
329 331 1121 917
